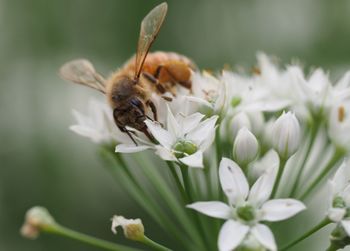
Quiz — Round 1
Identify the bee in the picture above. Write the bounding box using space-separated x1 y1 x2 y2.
59 2 195 144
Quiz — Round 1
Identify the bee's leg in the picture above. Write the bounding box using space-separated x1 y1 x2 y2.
146 100 158 121
142 72 166 94
118 125 138 146
161 96 173 102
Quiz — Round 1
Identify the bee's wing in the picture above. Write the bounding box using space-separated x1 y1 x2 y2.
59 59 106 93
134 2 168 79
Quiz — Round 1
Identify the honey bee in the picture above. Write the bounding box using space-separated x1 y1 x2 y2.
59 2 195 144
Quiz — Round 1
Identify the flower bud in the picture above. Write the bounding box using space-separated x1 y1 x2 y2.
271 112 301 159
230 112 252 139
233 127 259 166
111 215 144 241
20 206 56 239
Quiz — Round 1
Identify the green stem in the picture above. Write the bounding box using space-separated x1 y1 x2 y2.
47 224 141 251
271 157 287 198
299 148 345 200
133 155 203 249
180 165 214 251
141 236 173 251
99 148 190 249
290 122 318 197
166 161 188 202
280 218 331 251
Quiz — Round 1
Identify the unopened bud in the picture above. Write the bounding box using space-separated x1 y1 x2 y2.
20 206 56 239
272 112 301 159
111 215 144 241
233 127 259 166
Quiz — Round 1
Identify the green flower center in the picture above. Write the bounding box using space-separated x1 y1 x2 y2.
236 204 256 222
173 140 198 158
231 96 242 107
333 196 346 208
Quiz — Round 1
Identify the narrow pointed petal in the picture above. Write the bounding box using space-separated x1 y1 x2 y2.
261 199 306 222
341 220 350 236
218 220 249 251
248 163 278 206
187 201 232 219
115 144 151 153
166 105 180 137
187 116 218 146
145 120 175 148
179 151 203 168
179 112 205 134
219 158 249 204
251 224 277 251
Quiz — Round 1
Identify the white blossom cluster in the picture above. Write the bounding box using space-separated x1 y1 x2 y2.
56 53 350 250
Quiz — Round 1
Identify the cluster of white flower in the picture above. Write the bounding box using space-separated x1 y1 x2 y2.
24 54 350 251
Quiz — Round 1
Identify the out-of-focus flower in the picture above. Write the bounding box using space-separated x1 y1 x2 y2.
189 71 227 116
187 158 305 251
328 101 350 150
20 207 56 239
271 111 301 159
70 98 131 144
229 112 252 140
111 215 144 241
116 106 218 168
233 127 259 166
327 160 350 224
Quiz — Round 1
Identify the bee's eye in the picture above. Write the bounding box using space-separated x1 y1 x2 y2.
130 98 142 107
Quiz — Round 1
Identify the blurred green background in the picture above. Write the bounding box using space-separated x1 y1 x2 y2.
1 0 350 250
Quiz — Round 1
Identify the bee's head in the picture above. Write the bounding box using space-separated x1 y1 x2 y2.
113 96 147 131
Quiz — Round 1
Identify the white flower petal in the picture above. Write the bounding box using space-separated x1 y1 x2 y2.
328 207 346 222
219 158 249 204
187 116 218 146
179 151 203 168
187 201 232 219
218 220 249 251
179 112 205 134
144 120 175 148
248 163 278 206
330 160 350 195
341 220 350 236
115 144 151 153
261 199 306 222
251 224 277 251
166 105 180 137
154 146 177 161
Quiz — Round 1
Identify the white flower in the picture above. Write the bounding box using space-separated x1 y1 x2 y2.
327 160 350 230
187 158 306 251
70 98 131 144
111 215 144 241
20 207 56 239
233 127 259 166
271 111 301 159
328 101 350 150
188 71 227 116
116 106 218 168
